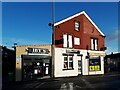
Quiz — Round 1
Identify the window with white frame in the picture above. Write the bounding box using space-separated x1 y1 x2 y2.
91 38 98 50
69 56 73 69
74 37 80 45
63 34 67 48
75 21 80 31
68 35 72 48
63 34 73 48
63 55 73 70
64 56 68 69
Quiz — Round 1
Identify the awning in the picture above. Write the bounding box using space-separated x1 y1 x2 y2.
21 55 52 59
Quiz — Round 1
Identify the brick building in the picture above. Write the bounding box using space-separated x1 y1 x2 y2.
15 11 106 81
53 11 106 77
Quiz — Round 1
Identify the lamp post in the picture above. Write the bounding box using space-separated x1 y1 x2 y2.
48 0 55 78
12 43 17 50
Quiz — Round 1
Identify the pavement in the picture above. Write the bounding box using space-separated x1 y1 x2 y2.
2 72 120 90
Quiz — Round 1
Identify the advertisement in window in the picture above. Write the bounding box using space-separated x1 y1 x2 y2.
89 57 101 71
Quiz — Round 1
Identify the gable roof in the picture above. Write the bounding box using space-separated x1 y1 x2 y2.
54 11 105 36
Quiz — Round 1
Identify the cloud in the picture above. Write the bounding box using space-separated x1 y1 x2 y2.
105 29 119 54
2 0 119 2
105 29 119 43
106 46 118 55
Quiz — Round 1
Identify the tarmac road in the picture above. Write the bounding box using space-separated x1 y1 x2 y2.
2 73 120 90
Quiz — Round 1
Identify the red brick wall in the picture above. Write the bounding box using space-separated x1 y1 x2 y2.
54 14 105 51
82 15 105 51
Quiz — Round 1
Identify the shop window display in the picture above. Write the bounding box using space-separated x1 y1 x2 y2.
89 57 101 71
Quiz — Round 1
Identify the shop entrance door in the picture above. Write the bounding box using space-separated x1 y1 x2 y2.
44 63 50 76
78 55 82 75
78 60 82 74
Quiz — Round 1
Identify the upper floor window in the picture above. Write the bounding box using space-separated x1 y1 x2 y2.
75 21 80 31
74 37 80 45
63 34 73 48
91 38 98 50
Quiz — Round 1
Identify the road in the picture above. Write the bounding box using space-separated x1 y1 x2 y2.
2 74 120 90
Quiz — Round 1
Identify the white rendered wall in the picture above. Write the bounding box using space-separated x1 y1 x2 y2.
54 48 106 77
54 48 78 77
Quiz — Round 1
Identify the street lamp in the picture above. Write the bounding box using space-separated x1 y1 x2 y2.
48 0 55 78
12 43 17 50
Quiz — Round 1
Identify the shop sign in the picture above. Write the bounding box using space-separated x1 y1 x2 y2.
66 50 80 54
89 53 106 56
28 48 49 54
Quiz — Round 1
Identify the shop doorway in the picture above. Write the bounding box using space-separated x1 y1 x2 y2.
78 60 82 74
78 55 82 75
44 63 50 76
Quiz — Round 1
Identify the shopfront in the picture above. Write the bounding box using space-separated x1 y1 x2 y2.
87 52 105 75
54 48 83 77
54 48 105 77
22 55 51 80
15 45 105 81
15 45 52 81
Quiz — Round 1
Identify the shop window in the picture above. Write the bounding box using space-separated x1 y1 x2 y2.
64 56 68 69
69 57 73 69
89 57 101 71
63 56 73 70
91 38 98 50
75 21 80 31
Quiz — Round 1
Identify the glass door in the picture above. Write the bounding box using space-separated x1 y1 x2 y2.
78 60 82 74
44 63 50 76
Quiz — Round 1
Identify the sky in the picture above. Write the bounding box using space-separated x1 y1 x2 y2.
1 0 120 2
2 2 118 54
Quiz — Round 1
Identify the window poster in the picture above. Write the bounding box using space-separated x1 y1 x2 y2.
45 67 48 74
34 69 38 74
89 57 101 71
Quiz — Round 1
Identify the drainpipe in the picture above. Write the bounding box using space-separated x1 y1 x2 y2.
86 45 90 75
